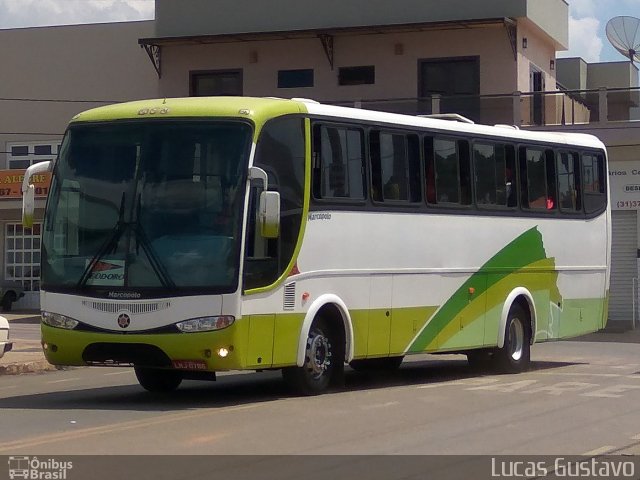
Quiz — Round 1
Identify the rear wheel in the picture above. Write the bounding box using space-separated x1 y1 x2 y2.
134 367 182 392
282 318 340 395
494 304 531 373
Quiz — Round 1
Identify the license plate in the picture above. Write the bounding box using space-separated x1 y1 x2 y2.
172 360 208 371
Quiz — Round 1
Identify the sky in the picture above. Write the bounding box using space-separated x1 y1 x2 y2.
559 0 640 62
0 0 638 63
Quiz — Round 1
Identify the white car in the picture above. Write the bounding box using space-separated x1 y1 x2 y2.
0 315 12 358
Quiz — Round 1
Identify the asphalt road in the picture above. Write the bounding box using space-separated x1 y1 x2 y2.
7 323 41 343
1 340 640 457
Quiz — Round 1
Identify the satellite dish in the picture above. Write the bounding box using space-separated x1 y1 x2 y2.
606 16 640 63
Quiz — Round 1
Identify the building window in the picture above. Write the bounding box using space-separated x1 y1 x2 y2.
10 146 28 157
278 69 314 88
338 66 375 86
5 222 41 292
190 70 243 96
7 142 60 169
419 57 480 122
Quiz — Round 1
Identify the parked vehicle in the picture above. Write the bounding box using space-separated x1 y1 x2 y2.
0 316 12 359
0 282 24 312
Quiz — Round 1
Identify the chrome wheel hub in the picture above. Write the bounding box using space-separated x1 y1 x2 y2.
509 318 525 361
305 333 332 379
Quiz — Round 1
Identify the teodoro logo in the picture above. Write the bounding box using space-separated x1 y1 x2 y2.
8 456 73 480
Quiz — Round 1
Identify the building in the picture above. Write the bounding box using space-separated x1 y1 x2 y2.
553 58 640 329
2 1 639 330
139 0 640 329
142 0 568 127
0 20 158 307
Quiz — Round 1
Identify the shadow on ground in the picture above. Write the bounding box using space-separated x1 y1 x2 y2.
0 356 584 413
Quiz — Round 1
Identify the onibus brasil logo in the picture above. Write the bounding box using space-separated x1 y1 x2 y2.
8 456 73 479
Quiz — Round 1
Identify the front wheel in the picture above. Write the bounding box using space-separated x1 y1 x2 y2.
282 318 341 395
494 304 531 373
134 367 182 392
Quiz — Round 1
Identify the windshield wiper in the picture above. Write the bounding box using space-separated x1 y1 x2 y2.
77 192 127 288
131 193 176 289
77 191 177 290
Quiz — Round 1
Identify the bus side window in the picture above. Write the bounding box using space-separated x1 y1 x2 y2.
583 152 607 214
370 130 421 203
312 124 365 201
244 117 305 291
424 136 436 204
428 137 471 207
474 142 517 209
556 151 582 213
521 147 556 211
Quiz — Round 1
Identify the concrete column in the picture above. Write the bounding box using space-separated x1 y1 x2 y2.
512 91 522 126
599 87 608 124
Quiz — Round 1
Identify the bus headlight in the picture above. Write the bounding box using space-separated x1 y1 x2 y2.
176 316 235 333
41 311 79 330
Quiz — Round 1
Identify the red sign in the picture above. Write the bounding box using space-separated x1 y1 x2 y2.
0 169 52 199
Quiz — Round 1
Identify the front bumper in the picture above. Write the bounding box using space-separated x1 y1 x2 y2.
41 321 249 371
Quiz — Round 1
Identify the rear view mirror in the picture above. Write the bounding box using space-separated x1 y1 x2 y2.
21 160 51 228
259 191 280 238
22 185 35 228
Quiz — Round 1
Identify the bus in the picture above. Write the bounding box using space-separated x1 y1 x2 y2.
22 96 610 395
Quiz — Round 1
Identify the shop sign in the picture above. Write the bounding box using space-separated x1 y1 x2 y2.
609 161 640 210
0 169 52 199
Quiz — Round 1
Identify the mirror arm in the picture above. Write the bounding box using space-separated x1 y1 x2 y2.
248 166 268 191
22 161 52 194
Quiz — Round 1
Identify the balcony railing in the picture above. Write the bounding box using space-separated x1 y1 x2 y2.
326 87 640 127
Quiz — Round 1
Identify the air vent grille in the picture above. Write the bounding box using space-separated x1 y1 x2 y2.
82 300 171 315
283 283 296 311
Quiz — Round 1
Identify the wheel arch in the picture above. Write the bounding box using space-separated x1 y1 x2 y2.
296 294 354 367
497 287 536 348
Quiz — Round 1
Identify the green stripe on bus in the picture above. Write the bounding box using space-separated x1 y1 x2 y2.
408 227 553 353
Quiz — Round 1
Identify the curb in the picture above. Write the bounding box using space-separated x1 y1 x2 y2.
0 359 57 375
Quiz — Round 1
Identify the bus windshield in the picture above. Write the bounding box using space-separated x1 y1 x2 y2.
42 120 252 295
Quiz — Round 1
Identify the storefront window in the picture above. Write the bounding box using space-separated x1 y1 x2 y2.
5 222 41 291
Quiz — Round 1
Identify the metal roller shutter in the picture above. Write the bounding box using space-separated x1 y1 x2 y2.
608 210 638 324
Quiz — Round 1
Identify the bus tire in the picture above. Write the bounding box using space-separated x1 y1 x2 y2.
282 317 338 395
494 303 531 373
134 367 182 393
349 356 404 372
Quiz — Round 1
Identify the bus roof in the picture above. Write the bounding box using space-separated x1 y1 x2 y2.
72 96 606 151
71 96 306 125
301 101 606 150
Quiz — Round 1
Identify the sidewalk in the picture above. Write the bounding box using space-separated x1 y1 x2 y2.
0 310 57 375
1 313 639 375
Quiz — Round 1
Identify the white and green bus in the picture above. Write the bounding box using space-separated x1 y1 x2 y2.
22 97 610 394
